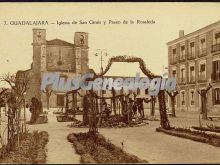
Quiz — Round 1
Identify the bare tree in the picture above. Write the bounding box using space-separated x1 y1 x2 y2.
150 96 156 117
166 91 179 117
158 90 170 129
197 83 212 120
0 72 29 108
0 72 29 150
111 87 117 115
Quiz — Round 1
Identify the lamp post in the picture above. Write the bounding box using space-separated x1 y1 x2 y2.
94 49 108 126
95 49 108 74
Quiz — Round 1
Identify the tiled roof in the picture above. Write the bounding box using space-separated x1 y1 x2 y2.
46 39 74 46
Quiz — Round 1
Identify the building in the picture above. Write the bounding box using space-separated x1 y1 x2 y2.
167 20 220 112
17 28 89 108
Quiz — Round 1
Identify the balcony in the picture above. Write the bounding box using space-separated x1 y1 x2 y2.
189 76 196 84
211 43 220 53
198 48 207 57
179 54 186 62
170 58 177 65
191 100 195 105
188 53 196 60
198 73 206 83
181 100 185 105
212 72 220 82
179 78 186 85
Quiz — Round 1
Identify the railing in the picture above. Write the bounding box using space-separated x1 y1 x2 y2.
191 100 195 105
189 76 195 83
198 48 207 57
188 52 196 60
170 58 177 64
212 43 220 53
179 78 186 84
179 54 186 62
181 100 185 105
198 74 206 82
212 72 220 81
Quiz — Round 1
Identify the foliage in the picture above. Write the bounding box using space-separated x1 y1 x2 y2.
67 132 148 163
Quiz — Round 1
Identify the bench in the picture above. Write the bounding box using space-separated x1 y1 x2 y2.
207 116 220 121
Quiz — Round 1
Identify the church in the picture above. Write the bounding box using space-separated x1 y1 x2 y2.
16 28 90 108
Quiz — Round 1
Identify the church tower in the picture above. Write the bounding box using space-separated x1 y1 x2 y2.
74 32 89 74
31 28 46 100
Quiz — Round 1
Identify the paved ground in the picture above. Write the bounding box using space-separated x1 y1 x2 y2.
2 108 220 163
28 111 81 164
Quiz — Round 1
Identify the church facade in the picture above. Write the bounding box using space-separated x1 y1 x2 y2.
17 28 89 108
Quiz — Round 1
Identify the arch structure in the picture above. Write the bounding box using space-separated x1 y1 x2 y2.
93 55 161 79
67 55 170 129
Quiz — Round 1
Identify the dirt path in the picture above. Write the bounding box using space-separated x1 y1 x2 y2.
99 121 220 164
27 110 83 164
26 109 220 164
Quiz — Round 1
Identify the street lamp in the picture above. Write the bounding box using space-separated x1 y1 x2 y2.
94 49 108 74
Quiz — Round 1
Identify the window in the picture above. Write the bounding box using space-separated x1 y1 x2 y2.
180 67 185 83
199 63 206 80
172 48 176 63
190 91 195 105
57 95 64 107
172 70 176 78
189 42 195 57
137 88 140 95
214 88 220 104
80 35 85 44
181 91 185 105
200 38 206 49
180 45 185 60
189 66 195 82
214 32 220 44
212 60 220 80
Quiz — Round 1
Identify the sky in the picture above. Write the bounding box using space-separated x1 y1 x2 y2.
0 3 220 87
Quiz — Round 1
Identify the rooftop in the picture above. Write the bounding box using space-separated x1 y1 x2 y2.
46 39 74 47
167 20 220 46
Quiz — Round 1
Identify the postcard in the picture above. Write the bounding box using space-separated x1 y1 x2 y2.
0 2 220 164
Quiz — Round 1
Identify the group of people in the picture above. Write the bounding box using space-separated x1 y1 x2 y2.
100 96 151 124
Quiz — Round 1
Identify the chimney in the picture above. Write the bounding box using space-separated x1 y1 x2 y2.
179 30 184 38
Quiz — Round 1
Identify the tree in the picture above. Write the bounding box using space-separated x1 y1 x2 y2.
166 91 179 117
158 90 170 129
197 83 212 120
150 96 156 117
111 87 117 115
0 72 29 108
42 85 53 110
82 94 89 126
0 72 29 149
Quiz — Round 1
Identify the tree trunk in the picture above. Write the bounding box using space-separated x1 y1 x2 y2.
158 90 170 129
202 97 208 120
82 96 89 125
88 93 97 134
171 98 176 117
46 94 50 110
150 97 155 116
111 88 117 115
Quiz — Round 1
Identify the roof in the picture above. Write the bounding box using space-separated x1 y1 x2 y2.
167 20 220 46
46 39 74 47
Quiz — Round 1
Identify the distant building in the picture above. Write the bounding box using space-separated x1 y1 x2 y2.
17 29 89 108
167 21 220 111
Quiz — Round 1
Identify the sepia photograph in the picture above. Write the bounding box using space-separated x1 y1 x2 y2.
0 2 220 164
